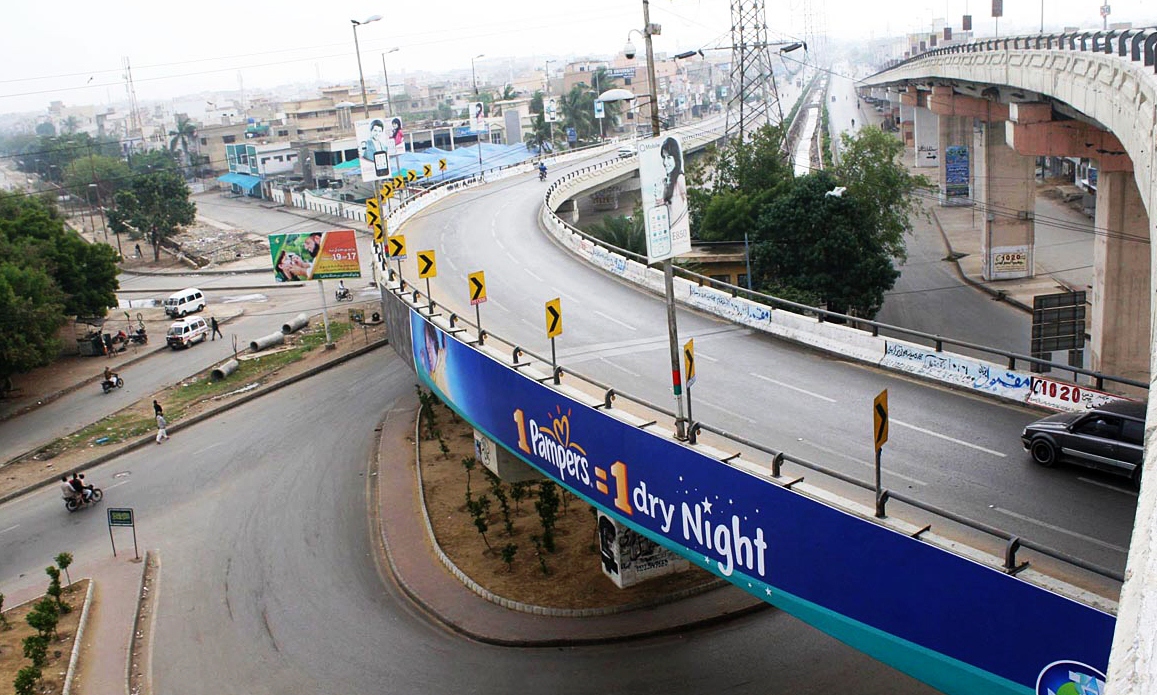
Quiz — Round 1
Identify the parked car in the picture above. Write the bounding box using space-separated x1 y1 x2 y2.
166 317 209 349
164 287 206 318
1021 400 1145 488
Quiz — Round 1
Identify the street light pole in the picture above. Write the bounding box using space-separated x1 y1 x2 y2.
381 48 399 115
471 54 486 177
350 15 382 119
637 0 687 440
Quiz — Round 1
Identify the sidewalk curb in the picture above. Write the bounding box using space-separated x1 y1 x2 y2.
0 312 245 441
0 338 388 507
127 551 156 695
928 206 1034 314
375 401 767 648
61 578 95 695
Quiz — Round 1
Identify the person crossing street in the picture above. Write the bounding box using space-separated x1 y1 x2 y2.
210 316 223 340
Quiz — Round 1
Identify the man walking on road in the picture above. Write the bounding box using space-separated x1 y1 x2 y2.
210 316 223 341
153 400 163 417
156 413 169 443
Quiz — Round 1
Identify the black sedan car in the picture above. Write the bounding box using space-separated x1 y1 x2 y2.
1021 400 1146 488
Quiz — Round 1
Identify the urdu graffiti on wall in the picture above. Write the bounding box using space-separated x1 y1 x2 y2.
688 286 772 324
881 341 1032 398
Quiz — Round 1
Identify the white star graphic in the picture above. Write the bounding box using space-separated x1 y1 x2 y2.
765 587 773 596
701 497 713 513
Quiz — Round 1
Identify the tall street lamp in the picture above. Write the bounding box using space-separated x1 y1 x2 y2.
471 53 485 96
351 15 382 119
381 48 399 115
623 0 688 439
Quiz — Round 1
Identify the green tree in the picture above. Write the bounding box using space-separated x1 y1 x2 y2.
13 665 41 695
108 171 195 262
35 122 56 137
0 192 119 383
130 148 180 176
523 111 551 152
752 170 899 318
558 84 596 142
55 552 74 586
833 125 932 263
500 84 517 100
586 213 646 257
168 115 197 169
693 123 793 242
62 154 130 206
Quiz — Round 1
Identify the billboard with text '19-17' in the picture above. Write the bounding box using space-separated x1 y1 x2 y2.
269 230 361 282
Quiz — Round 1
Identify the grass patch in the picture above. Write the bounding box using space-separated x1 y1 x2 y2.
32 319 358 461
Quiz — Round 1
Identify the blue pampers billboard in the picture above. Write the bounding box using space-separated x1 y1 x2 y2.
409 310 1114 695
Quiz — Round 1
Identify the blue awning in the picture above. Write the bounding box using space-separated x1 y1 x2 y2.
218 172 262 191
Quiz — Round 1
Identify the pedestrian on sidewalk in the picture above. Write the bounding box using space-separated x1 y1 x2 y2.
156 413 169 443
210 316 223 341
153 400 163 417
134 242 142 258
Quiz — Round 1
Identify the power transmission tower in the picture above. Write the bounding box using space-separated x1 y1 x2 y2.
726 0 783 143
122 57 143 149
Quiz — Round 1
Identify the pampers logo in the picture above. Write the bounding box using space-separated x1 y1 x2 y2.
527 406 591 487
1036 660 1105 695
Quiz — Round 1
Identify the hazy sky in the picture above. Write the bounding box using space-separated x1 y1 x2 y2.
2 0 1154 116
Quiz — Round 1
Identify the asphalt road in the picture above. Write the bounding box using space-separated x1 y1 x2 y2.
397 151 1137 579
0 349 937 695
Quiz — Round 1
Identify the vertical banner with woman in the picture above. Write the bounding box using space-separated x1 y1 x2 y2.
638 134 691 263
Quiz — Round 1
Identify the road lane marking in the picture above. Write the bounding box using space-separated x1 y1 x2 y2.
599 358 641 378
696 352 718 362
0 524 19 536
990 506 1128 553
595 311 636 331
490 298 509 313
697 400 756 424
106 480 132 491
750 373 836 402
446 256 459 273
520 318 539 332
1078 477 1138 497
890 419 1007 458
524 268 543 282
795 440 928 486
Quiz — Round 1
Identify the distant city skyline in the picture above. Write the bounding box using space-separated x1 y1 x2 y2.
2 0 1155 117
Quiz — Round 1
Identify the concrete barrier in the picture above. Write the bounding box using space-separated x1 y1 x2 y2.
250 332 285 352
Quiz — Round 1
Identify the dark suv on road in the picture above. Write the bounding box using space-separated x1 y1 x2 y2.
1021 400 1146 488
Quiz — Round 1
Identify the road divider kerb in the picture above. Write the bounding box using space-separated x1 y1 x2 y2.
0 338 388 507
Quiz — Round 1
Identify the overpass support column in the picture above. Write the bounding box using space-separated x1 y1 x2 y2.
913 105 938 168
937 115 971 206
974 120 1035 281
1090 171 1150 386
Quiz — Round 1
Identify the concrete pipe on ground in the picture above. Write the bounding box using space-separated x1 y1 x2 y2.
250 332 285 352
211 359 239 381
282 313 309 334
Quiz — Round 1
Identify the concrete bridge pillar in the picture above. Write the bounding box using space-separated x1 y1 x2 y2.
974 120 1036 281
937 115 972 206
1091 171 1151 386
913 105 938 169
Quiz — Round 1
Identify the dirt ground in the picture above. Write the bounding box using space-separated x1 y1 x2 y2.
417 398 715 610
0 579 89 694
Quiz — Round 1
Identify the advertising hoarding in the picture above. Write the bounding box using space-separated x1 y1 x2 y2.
470 101 486 134
638 134 692 263
269 230 362 282
944 145 970 198
354 117 404 182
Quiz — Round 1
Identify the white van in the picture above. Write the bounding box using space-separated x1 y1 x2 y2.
164 288 206 318
166 317 209 349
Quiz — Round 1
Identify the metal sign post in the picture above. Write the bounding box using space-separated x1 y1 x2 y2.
317 279 333 346
546 298 562 384
469 271 487 336
873 390 889 518
107 507 138 560
683 338 696 430
417 250 437 314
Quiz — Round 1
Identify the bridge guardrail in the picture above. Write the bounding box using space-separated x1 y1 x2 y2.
371 115 1127 590
876 25 1157 75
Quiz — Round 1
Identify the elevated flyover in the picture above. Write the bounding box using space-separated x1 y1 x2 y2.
864 29 1157 693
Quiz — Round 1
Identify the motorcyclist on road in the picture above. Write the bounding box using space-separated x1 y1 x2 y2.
337 280 350 299
68 473 91 503
60 476 80 504
538 162 547 180
103 366 117 387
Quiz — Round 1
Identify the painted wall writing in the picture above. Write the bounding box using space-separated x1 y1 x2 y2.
881 341 1032 400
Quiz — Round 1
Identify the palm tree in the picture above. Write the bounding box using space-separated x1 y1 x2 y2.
586 213 646 257
524 112 552 152
168 116 197 172
559 85 596 143
501 84 517 101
